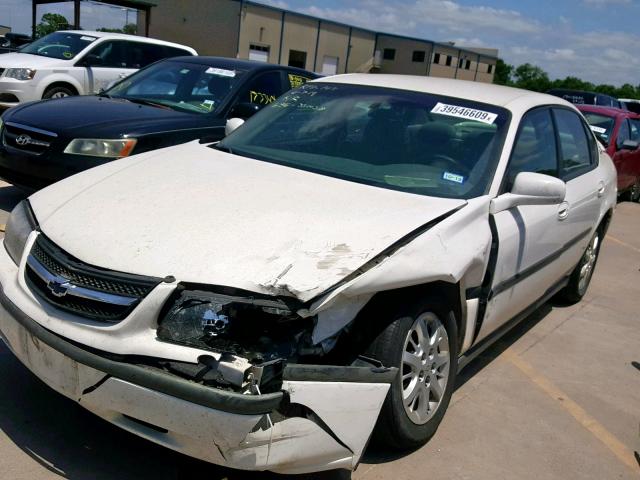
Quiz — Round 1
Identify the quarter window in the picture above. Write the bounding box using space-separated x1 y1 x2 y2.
553 109 593 178
506 108 558 188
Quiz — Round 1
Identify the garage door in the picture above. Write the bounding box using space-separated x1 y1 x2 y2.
322 56 339 75
249 47 269 63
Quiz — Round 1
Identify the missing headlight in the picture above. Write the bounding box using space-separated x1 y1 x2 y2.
157 289 314 363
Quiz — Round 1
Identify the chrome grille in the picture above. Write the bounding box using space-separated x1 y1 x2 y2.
3 122 56 155
25 235 161 322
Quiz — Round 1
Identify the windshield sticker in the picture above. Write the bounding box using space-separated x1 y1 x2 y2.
442 171 465 184
180 68 190 74
288 74 307 88
590 125 607 134
431 102 497 125
200 99 215 112
205 67 236 78
80 36 97 42
63 51 73 59
250 90 276 104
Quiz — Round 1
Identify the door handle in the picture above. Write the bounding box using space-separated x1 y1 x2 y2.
596 181 605 198
558 201 570 220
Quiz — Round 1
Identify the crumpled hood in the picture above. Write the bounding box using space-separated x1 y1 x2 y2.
0 52 69 69
29 142 466 302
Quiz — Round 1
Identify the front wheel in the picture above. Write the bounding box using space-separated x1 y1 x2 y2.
43 86 75 99
367 298 458 449
557 229 601 304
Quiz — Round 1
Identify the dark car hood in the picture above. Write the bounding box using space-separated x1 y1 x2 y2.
6 96 224 137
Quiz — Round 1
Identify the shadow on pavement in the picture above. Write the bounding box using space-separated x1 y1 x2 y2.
0 300 558 479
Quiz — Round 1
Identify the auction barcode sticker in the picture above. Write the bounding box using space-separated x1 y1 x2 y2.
589 125 607 134
431 102 498 125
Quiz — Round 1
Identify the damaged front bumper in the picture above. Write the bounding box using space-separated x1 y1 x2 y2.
0 289 395 474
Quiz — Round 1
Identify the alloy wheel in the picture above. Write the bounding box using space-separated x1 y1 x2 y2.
578 233 599 295
401 312 450 425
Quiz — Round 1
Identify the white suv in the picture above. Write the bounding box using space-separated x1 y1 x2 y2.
0 30 196 108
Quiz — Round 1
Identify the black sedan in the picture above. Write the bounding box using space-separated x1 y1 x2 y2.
0 57 317 189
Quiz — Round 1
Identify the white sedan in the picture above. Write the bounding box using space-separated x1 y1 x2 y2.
0 75 616 474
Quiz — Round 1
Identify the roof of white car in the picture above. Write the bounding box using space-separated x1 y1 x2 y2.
316 74 571 111
63 30 196 52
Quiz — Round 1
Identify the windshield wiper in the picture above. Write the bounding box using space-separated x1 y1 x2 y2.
125 97 172 110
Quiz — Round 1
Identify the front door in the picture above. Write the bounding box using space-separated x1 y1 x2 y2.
477 107 601 341
80 40 136 93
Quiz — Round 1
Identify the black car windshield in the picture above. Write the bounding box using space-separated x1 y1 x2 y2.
20 32 96 60
107 61 246 114
218 83 510 199
582 112 615 145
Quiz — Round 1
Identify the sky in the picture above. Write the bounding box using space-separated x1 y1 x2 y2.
259 0 640 87
1 0 638 86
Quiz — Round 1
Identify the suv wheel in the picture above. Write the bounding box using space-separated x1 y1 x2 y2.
43 86 75 99
367 297 458 449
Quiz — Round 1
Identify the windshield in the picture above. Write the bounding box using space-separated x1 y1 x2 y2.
20 32 96 60
107 61 245 114
582 112 615 145
218 83 510 199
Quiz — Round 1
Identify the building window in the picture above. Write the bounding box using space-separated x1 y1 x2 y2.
445 55 452 66
465 59 471 70
383 48 396 60
487 64 494 74
249 44 269 63
459 58 464 68
433 53 441 64
288 50 307 69
412 50 425 62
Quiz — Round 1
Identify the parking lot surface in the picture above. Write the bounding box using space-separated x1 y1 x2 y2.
0 180 638 480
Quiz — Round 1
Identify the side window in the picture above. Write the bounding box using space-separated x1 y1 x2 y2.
127 42 166 69
553 109 593 178
86 40 127 68
164 46 192 58
240 71 285 106
506 108 558 188
616 119 631 149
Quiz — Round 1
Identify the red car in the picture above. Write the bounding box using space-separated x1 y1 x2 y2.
578 105 640 201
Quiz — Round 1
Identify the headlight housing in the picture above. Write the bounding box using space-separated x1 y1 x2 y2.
64 138 137 158
4 200 37 265
157 289 312 364
5 68 37 80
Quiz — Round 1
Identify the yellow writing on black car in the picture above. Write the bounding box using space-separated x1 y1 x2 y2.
288 74 308 88
250 90 277 104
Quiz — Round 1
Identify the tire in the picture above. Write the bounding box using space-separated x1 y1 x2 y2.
557 228 602 304
42 86 75 100
367 296 458 449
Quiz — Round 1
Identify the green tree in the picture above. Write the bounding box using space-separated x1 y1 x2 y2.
493 58 513 86
35 13 70 38
512 63 551 92
617 83 636 99
97 23 137 35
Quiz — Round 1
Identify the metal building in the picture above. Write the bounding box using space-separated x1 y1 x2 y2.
140 0 498 82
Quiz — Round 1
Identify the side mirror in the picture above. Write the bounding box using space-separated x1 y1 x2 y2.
621 139 639 151
228 102 261 120
225 118 245 136
490 172 566 214
78 53 102 67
